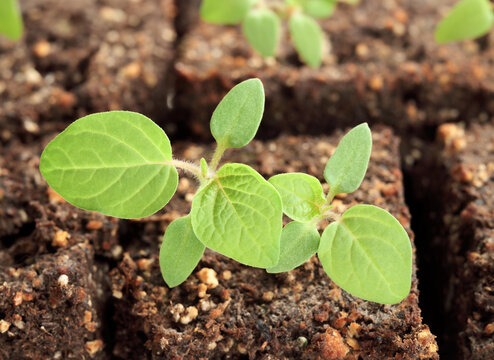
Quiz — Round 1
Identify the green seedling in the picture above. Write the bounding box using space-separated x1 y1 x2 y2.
40 78 411 305
0 0 23 41
435 0 494 43
200 0 360 68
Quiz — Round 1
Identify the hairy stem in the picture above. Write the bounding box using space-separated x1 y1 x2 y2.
166 159 204 182
209 141 227 172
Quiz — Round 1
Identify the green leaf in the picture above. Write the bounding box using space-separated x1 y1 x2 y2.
40 111 178 219
267 221 320 273
200 0 256 25
302 0 336 18
210 78 265 149
435 0 494 43
160 216 205 287
289 12 323 68
191 163 282 268
318 205 412 304
324 123 372 197
0 0 23 41
269 173 326 223
243 8 281 57
200 157 208 178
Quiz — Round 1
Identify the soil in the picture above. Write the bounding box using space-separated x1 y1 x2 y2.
172 0 494 141
0 0 177 145
1 0 493 358
109 127 438 359
407 122 494 360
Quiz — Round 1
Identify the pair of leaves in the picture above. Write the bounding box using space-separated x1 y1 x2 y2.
270 123 372 216
161 163 282 287
435 0 494 43
242 9 323 66
268 124 411 304
0 0 23 41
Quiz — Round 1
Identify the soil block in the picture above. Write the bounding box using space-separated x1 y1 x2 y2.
0 242 107 360
0 0 176 145
109 126 439 359
172 0 494 141
410 122 494 360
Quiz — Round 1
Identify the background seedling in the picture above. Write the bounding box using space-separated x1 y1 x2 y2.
435 0 494 43
200 0 360 68
0 0 23 41
40 78 411 305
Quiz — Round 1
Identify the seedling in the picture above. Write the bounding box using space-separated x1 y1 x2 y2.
0 0 23 41
40 78 411 305
199 0 360 68
435 0 494 43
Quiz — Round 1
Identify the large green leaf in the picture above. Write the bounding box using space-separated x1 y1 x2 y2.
289 12 323 67
40 111 178 219
267 221 320 273
200 0 256 25
0 0 23 41
269 173 326 222
160 216 205 287
210 78 265 149
191 163 282 268
435 0 494 43
324 123 372 197
302 0 336 18
318 205 412 304
243 8 281 57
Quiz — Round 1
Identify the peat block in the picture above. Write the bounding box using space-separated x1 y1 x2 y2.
109 126 439 359
0 242 107 359
413 122 494 360
0 0 176 144
172 0 494 140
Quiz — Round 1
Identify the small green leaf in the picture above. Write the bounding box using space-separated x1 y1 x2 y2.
191 163 282 268
318 205 412 304
40 111 178 219
267 221 320 273
200 0 256 25
435 0 494 43
243 8 281 57
160 216 205 287
0 0 23 41
302 0 336 18
324 123 372 197
210 78 265 149
289 12 323 67
200 158 208 178
269 173 326 222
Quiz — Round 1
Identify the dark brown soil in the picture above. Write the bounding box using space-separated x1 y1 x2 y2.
109 127 438 359
0 0 176 145
172 0 494 141
407 122 494 360
1 0 494 358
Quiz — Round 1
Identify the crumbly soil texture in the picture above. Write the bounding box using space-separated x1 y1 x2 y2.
1 0 493 359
